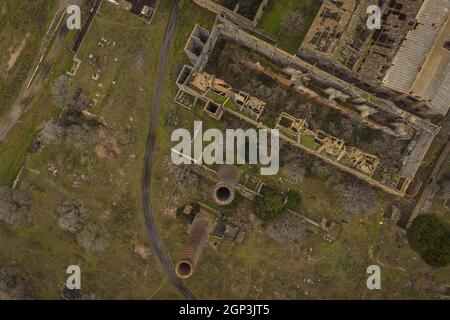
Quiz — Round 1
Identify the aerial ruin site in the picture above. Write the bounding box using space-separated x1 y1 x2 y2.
0 0 449 301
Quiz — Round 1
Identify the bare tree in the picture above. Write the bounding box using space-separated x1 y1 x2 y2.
38 120 64 146
52 75 72 109
57 199 88 233
0 187 33 227
268 211 307 245
76 223 110 253
58 88 93 128
0 263 32 300
280 10 305 37
337 180 377 217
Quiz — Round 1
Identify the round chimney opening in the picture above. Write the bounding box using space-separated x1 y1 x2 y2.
176 261 193 278
216 186 231 201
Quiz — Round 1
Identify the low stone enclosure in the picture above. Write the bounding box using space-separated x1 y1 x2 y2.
118 0 161 24
175 17 440 198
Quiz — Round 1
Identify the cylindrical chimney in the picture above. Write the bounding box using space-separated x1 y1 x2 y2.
175 209 215 279
213 165 238 206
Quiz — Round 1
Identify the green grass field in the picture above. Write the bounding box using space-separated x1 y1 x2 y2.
0 1 58 118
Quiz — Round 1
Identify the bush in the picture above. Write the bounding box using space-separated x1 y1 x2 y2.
262 114 276 128
286 190 301 211
0 187 33 227
253 186 287 222
407 215 450 267
176 202 200 224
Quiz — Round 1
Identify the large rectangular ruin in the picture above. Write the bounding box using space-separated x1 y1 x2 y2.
174 16 440 198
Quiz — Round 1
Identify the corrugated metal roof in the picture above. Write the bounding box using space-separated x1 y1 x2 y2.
425 60 450 114
383 0 450 115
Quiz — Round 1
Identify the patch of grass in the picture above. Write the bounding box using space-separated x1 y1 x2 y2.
262 114 276 128
258 0 321 53
355 126 376 143
299 134 318 150
0 0 57 119
207 91 228 105
286 190 301 211
0 88 59 186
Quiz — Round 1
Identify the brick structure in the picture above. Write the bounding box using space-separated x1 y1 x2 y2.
175 209 215 278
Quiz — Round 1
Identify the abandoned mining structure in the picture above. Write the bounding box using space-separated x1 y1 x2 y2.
175 209 216 279
298 0 450 117
213 165 239 206
174 16 441 198
192 0 450 118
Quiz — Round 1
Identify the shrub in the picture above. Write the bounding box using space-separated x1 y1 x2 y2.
262 114 276 128
253 186 286 222
286 190 301 211
176 202 200 224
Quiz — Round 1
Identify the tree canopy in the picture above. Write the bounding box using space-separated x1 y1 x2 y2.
407 215 450 267
253 186 287 222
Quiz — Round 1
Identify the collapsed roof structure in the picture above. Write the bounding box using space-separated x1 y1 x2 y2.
298 0 450 117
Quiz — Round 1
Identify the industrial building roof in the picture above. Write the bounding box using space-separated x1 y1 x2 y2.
383 0 450 115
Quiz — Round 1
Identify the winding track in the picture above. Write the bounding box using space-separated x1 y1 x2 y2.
141 0 196 300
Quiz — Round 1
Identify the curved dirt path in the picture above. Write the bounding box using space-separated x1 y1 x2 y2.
141 0 196 300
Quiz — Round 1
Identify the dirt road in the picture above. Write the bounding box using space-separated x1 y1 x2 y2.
141 0 196 300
